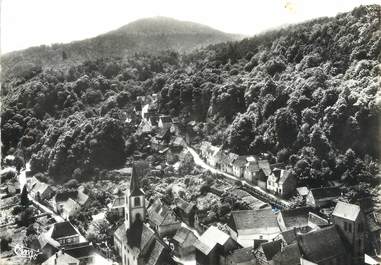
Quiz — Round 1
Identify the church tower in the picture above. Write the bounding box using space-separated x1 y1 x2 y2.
125 164 146 230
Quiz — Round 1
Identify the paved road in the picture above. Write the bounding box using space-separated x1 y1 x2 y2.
185 145 291 208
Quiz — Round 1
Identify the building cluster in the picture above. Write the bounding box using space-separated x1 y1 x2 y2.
33 220 109 265
27 177 90 220
200 141 297 198
112 163 381 265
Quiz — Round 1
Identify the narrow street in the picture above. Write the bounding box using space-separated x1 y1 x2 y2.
185 145 291 208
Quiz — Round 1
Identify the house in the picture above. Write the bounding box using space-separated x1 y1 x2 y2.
147 199 181 237
229 189 269 210
226 153 239 175
59 198 81 220
228 209 281 247
296 187 310 198
173 198 197 226
171 137 184 151
297 226 349 265
113 165 175 265
226 247 256 265
110 197 125 218
307 212 329 229
158 115 172 128
194 226 241 265
332 201 366 263
253 239 282 264
272 242 301 265
256 169 269 189
53 188 89 219
29 178 54 201
65 242 97 265
266 169 296 198
232 156 247 179
367 212 381 256
51 221 80 246
277 207 313 232
42 249 80 265
172 227 198 257
156 127 172 146
306 187 341 208
206 146 222 168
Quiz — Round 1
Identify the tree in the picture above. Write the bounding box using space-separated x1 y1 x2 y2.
20 185 30 207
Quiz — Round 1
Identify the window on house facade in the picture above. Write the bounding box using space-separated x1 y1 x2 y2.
348 223 352 232
134 197 141 207
344 222 347 231
358 239 362 248
358 223 363 233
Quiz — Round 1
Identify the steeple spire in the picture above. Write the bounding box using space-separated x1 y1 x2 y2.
130 163 144 196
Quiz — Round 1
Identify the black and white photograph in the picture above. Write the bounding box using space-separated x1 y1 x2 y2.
1 0 381 264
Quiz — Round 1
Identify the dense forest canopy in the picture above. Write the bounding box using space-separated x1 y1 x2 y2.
1 5 380 186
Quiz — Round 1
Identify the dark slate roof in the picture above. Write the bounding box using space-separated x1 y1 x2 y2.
230 209 279 232
272 243 301 265
308 212 329 227
228 247 255 264
65 242 96 258
332 201 361 221
260 240 282 261
280 229 297 245
309 187 340 200
148 199 179 226
173 227 197 247
144 239 167 265
279 207 312 229
127 221 155 250
297 226 347 263
51 221 78 239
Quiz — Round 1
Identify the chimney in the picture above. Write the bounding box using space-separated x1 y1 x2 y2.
61 247 65 254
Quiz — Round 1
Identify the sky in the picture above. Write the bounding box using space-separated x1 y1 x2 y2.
1 0 380 53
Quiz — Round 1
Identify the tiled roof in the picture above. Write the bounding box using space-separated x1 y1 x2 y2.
114 223 127 243
297 226 346 263
31 181 50 195
228 247 255 263
42 251 79 265
127 221 155 250
173 227 197 247
309 187 340 200
246 161 259 171
195 226 231 254
65 242 96 258
260 240 282 261
112 197 125 208
230 209 279 232
280 229 297 245
279 207 312 230
332 201 361 221
51 222 78 240
148 199 179 226
233 156 247 168
272 242 301 265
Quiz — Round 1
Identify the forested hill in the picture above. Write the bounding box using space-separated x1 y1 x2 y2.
1 5 380 187
1 17 241 81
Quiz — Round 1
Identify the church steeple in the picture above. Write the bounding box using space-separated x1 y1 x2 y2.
125 163 146 229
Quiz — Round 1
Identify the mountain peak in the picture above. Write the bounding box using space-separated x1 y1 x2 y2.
111 16 227 36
